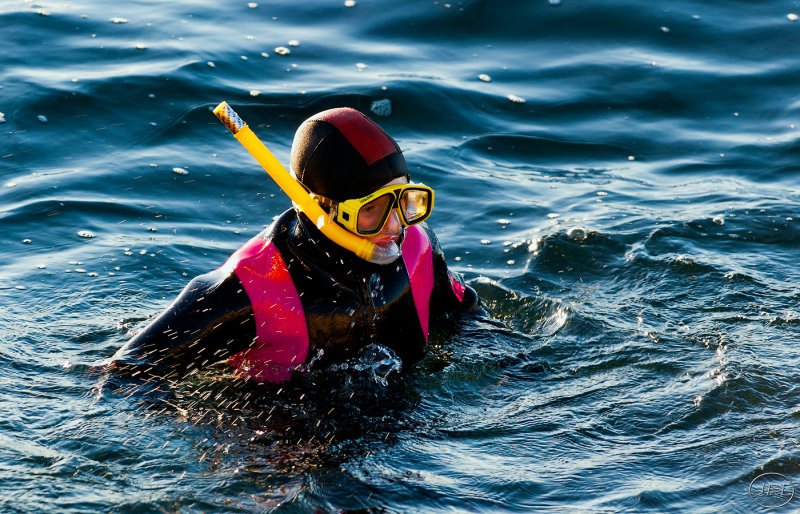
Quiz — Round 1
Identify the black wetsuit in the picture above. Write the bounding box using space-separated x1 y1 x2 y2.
113 209 478 382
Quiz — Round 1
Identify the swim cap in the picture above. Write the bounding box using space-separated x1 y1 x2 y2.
290 108 408 202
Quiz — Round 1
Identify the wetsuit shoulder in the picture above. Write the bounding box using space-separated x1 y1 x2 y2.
421 223 480 315
113 263 256 381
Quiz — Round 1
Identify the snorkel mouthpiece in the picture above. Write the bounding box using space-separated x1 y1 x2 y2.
212 102 392 263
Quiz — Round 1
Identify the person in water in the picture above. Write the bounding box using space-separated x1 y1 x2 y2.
113 107 479 383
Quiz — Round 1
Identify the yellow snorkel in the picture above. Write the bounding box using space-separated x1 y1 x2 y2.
213 101 378 262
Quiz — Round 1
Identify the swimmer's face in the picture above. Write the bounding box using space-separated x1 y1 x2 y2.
362 176 408 247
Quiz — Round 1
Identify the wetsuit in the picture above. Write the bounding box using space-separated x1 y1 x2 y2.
113 208 478 383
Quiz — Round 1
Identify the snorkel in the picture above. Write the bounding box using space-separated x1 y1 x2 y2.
213 102 399 264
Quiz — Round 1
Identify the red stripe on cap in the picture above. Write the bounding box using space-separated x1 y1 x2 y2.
315 108 398 166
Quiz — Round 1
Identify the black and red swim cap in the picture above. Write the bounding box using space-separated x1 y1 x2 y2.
290 108 408 202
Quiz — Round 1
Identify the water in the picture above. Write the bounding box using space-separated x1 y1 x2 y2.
2 0 800 511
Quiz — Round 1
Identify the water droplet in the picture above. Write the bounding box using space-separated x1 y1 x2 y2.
370 99 392 117
478 74 491 82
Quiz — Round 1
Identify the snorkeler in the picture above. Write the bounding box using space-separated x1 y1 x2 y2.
112 107 479 383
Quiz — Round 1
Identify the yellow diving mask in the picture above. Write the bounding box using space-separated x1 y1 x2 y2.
315 182 435 236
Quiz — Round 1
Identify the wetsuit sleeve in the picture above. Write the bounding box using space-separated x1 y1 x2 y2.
111 267 256 380
425 225 480 316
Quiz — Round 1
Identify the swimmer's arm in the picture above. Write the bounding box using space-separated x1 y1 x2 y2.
111 267 256 380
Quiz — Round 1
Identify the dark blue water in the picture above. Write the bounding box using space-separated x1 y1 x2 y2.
2 0 800 511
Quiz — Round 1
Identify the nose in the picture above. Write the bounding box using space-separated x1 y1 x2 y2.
383 209 402 235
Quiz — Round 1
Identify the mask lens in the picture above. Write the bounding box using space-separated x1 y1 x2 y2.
356 193 393 234
399 188 431 224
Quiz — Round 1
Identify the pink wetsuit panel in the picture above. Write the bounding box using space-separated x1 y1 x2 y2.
223 237 309 382
402 226 434 342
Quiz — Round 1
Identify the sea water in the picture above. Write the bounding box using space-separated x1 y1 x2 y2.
1 1 800 512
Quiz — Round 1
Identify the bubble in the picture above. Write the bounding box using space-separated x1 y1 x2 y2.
15 285 25 290
506 260 515 265
547 213 560 219
356 62 368 70
23 239 31 244
480 239 491 245
248 2 258 7
0 112 5 123
596 191 608 196
260 52 269 58
789 13 798 21
345 0 356 6
507 94 525 103
628 155 635 161
135 43 147 50
478 74 491 82
245 35 255 40
712 215 725 226
288 39 299 47
249 90 261 97
370 99 392 117
37 115 48 123
5 182 15 188
660 26 670 33
110 17 128 24
207 61 215 68
548 0 561 4
497 218 510 225
275 46 291 55
78 230 95 238
172 167 188 175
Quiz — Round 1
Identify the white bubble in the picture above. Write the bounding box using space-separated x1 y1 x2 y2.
207 61 215 68
628 155 635 161
288 40 299 47
370 99 392 117
0 112 5 123
135 43 147 50
478 74 491 82
506 260 515 265
507 94 525 103
245 35 255 40
596 191 608 196
547 213 560 219
660 26 670 33
172 167 188 175
250 90 261 97
275 46 291 55
497 219 510 225
712 215 725 226
788 13 798 21
110 17 128 24
480 239 491 245
356 62 368 70
37 115 48 123
345 0 356 6
78 230 95 238
23 239 31 244
261 52 269 58
248 2 258 7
